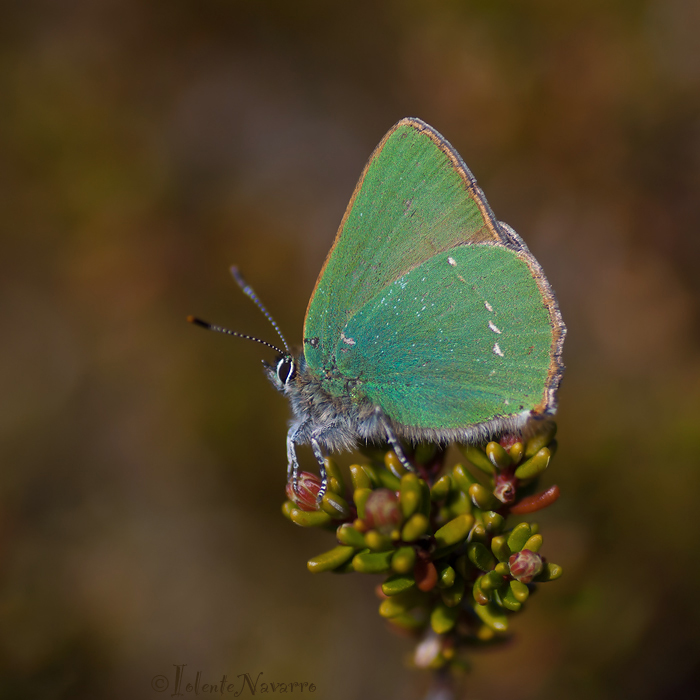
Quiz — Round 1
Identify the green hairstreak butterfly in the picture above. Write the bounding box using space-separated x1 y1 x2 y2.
191 117 565 496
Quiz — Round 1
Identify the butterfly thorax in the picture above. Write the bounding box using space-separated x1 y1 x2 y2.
264 350 383 453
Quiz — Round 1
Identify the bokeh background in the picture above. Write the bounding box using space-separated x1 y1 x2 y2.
2 1 700 698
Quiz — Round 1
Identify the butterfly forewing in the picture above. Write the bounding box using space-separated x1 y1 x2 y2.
303 118 503 369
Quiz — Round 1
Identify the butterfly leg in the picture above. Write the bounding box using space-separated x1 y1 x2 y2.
287 422 328 500
309 437 329 501
287 423 306 492
375 406 415 475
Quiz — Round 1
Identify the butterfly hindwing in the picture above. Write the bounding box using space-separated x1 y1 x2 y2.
334 245 554 428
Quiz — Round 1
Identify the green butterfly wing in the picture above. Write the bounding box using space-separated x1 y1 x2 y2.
303 118 564 430
333 245 554 428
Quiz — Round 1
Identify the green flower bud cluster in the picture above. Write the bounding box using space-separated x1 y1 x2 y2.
281 422 563 673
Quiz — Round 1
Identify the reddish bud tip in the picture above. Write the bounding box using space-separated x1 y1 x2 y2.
414 559 438 592
499 434 521 450
508 549 543 583
494 470 517 503
363 489 401 534
286 471 322 511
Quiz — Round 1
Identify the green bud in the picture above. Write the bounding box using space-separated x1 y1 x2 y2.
376 466 401 491
474 603 508 632
365 530 394 552
384 450 409 478
507 522 532 552
336 523 366 548
401 513 430 542
508 441 524 464
290 508 332 528
419 479 432 517
483 511 504 533
523 534 543 553
490 535 511 562
480 570 507 592
461 445 496 474
349 464 373 491
494 562 510 577
362 464 382 487
379 588 424 618
469 483 498 510
486 442 512 469
492 587 505 608
391 546 416 574
323 457 345 495
353 488 372 519
307 545 355 573
430 474 453 502
321 491 351 519
446 489 472 517
352 549 393 574
467 542 496 572
514 447 551 480
441 574 465 607
472 577 491 606
436 505 451 526
525 422 557 457
436 562 456 589
382 573 416 596
452 463 477 493
430 602 460 634
281 500 296 520
509 580 530 603
470 522 488 542
378 598 402 619
399 473 423 519
535 562 563 582
434 514 474 549
502 585 522 611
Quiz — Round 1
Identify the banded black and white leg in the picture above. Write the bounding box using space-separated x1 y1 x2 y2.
374 406 415 476
286 421 308 492
287 421 330 501
309 436 329 500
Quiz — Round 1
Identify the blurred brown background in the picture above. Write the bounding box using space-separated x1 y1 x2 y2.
2 1 699 698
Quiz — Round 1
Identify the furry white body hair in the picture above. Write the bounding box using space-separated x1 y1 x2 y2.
265 351 536 478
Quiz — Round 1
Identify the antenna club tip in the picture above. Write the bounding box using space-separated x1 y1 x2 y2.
230 265 248 288
187 316 210 329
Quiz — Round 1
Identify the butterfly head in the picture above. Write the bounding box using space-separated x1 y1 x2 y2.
264 353 297 393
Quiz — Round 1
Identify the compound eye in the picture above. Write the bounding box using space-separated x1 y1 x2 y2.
276 356 295 384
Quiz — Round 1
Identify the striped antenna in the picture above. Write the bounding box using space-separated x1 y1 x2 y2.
230 266 290 353
187 316 286 356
